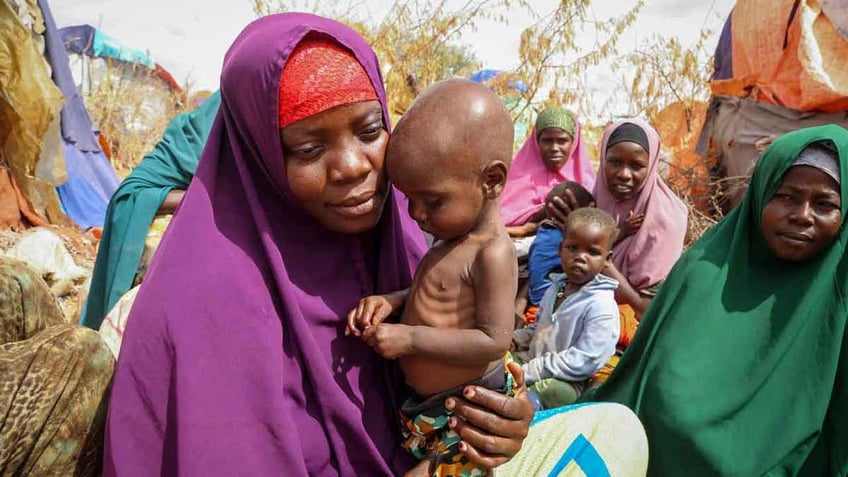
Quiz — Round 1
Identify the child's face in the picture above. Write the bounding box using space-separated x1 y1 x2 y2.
558 223 612 285
389 157 487 241
760 165 842 262
603 141 650 201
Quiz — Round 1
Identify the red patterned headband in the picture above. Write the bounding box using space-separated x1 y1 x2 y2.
279 36 378 128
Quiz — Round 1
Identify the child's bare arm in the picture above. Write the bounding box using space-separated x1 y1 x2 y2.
345 289 408 337
506 222 539 238
365 239 517 363
514 279 530 329
614 211 645 246
470 237 519 354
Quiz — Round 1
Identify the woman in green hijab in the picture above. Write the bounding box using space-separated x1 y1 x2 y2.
80 92 221 329
588 124 848 476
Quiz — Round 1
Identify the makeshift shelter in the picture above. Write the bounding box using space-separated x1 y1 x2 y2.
60 24 182 95
696 0 848 210
1 0 67 228
42 0 120 229
59 24 184 179
654 100 709 209
1 0 121 230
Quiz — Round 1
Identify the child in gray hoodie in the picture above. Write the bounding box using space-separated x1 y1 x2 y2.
513 207 620 410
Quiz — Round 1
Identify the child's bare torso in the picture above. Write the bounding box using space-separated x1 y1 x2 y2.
399 234 506 397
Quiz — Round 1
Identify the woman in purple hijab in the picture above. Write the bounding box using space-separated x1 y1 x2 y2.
103 13 533 476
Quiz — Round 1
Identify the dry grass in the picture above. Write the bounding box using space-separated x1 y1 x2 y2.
658 151 744 247
83 60 189 178
682 195 719 246
663 167 754 247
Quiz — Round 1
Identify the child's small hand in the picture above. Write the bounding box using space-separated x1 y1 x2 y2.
547 191 596 230
621 211 645 238
602 261 624 281
346 295 395 337
754 135 777 153
362 323 413 359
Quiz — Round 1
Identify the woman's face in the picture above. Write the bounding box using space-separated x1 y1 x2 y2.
760 165 842 262
538 128 573 172
280 100 389 234
603 141 650 201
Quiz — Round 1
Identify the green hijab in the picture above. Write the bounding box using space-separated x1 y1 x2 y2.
586 125 848 476
80 92 221 329
535 107 575 139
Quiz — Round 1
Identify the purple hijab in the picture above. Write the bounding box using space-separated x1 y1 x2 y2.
104 13 426 476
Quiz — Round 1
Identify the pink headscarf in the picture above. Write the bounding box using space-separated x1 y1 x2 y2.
499 120 596 227
594 119 688 290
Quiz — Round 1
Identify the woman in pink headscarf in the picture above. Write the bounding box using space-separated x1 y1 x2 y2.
592 119 688 317
500 107 596 238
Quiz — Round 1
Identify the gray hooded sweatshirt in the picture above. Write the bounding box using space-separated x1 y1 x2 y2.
514 273 620 385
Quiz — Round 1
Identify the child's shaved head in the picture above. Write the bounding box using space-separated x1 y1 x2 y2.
388 79 514 178
564 207 618 247
546 181 594 208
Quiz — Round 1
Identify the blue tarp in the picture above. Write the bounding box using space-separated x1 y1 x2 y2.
39 0 119 228
56 145 120 229
60 24 155 69
712 11 733 81
469 69 529 94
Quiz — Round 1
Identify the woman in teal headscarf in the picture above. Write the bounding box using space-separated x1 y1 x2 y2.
588 125 848 475
80 92 220 329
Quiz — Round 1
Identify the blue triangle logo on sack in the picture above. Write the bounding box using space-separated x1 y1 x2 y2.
547 434 610 477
